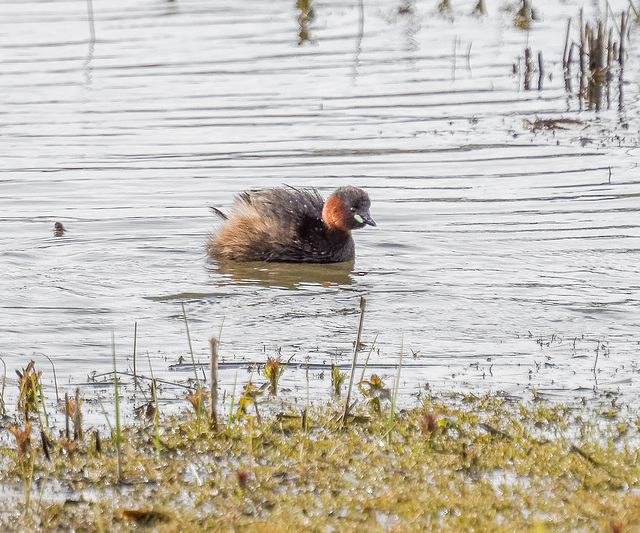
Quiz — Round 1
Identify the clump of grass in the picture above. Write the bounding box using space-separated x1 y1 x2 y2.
185 387 209 421
9 423 32 460
514 0 539 30
358 374 390 414
263 356 286 395
330 364 347 396
16 361 41 418
558 8 630 110
236 381 264 423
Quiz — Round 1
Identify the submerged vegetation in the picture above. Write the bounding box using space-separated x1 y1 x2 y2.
1 353 640 532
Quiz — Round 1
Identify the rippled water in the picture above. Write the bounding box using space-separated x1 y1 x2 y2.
1 0 639 421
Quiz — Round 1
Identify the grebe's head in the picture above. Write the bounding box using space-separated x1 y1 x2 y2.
322 186 376 232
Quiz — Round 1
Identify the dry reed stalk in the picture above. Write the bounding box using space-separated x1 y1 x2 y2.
65 392 70 440
41 431 50 461
94 429 101 455
74 387 82 441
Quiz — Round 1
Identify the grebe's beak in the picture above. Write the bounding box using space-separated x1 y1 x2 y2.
355 212 376 227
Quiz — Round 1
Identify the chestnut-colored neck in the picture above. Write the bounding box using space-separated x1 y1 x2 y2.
322 194 350 233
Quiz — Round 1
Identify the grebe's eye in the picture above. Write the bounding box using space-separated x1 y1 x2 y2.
350 207 356 212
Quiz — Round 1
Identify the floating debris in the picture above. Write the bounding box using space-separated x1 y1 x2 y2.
53 221 65 237
524 117 586 131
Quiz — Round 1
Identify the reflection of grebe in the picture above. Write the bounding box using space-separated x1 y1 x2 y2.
207 186 375 263
209 260 356 289
54 222 65 237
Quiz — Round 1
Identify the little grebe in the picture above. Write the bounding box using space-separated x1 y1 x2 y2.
207 186 375 263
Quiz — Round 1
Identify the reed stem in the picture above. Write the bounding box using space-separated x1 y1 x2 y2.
181 302 200 388
112 333 122 480
387 334 404 445
151 378 161 458
341 297 366 424
359 331 379 384
42 354 59 403
74 387 82 441
65 392 70 440
94 429 101 455
227 371 238 431
132 322 138 391
210 338 219 430
304 363 310 433
36 379 49 438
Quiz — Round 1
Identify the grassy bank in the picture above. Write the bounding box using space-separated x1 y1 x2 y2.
1 385 639 532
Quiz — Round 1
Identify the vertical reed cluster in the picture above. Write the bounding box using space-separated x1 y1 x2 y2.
563 10 629 111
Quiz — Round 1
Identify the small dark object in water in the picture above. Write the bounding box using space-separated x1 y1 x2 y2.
525 117 585 131
54 221 65 237
207 186 375 263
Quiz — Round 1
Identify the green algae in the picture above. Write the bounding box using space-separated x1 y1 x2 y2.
1 391 640 532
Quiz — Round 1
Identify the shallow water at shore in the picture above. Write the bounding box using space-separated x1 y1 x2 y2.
1 0 640 422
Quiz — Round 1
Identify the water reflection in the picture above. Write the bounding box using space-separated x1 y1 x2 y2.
296 0 314 45
83 42 94 89
399 0 420 72
207 260 355 289
352 0 365 81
